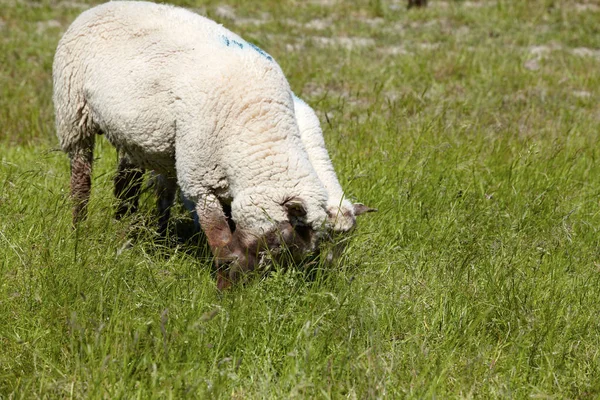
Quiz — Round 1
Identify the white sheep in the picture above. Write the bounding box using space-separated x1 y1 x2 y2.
291 94 375 232
54 1 373 287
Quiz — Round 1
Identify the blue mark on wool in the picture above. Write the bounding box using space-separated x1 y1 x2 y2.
219 34 273 62
248 42 273 61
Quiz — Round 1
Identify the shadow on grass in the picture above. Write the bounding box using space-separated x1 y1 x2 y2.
118 205 350 288
118 211 212 260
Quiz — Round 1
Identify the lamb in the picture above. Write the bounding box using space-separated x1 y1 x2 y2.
291 95 375 232
54 1 330 287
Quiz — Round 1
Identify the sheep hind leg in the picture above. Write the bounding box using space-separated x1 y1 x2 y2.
69 135 95 225
155 175 177 235
114 153 145 219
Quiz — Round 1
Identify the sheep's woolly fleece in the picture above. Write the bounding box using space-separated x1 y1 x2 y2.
53 1 330 235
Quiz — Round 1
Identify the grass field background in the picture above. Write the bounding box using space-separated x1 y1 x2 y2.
2 0 600 397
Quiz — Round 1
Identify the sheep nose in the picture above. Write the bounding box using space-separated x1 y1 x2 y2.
216 270 232 291
214 255 246 291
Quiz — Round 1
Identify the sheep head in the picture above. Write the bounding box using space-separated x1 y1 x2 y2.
215 197 326 290
326 201 377 233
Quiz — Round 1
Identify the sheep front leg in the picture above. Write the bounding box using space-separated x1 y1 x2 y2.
195 195 248 290
155 175 177 235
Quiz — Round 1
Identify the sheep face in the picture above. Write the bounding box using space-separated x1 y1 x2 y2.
215 198 376 289
327 201 377 233
216 198 326 289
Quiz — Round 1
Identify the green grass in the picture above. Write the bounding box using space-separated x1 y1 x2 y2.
2 0 600 397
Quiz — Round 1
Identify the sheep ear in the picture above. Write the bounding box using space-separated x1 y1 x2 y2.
353 203 377 216
284 198 307 218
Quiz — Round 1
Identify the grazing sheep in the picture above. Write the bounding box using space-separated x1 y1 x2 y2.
291 95 375 232
54 1 331 288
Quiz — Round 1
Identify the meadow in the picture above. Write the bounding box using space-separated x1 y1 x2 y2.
2 0 600 397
